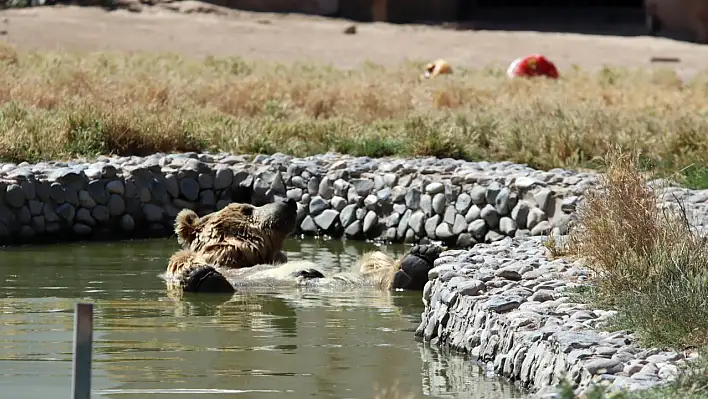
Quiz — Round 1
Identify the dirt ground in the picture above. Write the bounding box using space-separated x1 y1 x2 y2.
1 3 708 77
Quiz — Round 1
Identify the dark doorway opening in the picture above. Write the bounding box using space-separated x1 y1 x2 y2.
455 0 647 37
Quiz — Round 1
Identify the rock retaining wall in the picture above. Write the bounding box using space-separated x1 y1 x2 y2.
415 237 699 398
0 152 596 245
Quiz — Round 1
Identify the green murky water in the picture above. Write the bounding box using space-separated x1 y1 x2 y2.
0 238 523 399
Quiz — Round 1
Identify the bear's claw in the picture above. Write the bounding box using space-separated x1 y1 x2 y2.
183 265 236 294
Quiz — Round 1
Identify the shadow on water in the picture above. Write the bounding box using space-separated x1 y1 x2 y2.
0 238 525 399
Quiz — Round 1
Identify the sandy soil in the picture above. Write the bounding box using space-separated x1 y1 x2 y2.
0 3 707 76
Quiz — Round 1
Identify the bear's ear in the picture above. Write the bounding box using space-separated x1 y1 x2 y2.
175 209 201 246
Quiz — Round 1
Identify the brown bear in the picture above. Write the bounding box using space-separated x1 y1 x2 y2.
162 198 444 295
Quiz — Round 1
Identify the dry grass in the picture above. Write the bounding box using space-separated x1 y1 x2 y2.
1 43 708 178
568 149 708 349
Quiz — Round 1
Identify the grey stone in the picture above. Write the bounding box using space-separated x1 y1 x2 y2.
339 204 357 227
318 177 334 199
529 290 555 302
408 210 426 236
28 200 43 216
164 175 179 198
333 179 350 197
531 221 553 236
456 233 475 248
455 193 472 214
106 180 123 197
120 214 135 231
527 208 547 230
20 180 35 201
330 196 347 212
376 187 391 202
465 205 481 222
364 195 378 210
561 195 579 213
309 196 328 216
143 204 164 222
17 206 30 224
468 219 487 240
56 203 76 222
534 188 554 214
397 209 412 240
420 194 433 216
214 168 233 190
458 279 485 296
363 211 379 234
499 217 517 235
351 178 374 197
485 182 502 205
425 215 440 238
495 267 522 281
314 209 339 231
344 220 363 238
91 205 110 223
287 188 303 202
469 185 486 205
75 208 96 226
426 182 444 195
514 176 544 190
435 223 453 239
405 189 421 209
483 294 523 313
307 177 320 196
180 178 200 201
5 184 25 208
452 214 468 235
63 186 79 207
432 193 446 215
78 190 96 208
480 204 500 229
199 190 215 207
511 201 532 229
73 223 92 235
585 359 623 375
49 183 65 204
107 194 125 217
495 187 511 215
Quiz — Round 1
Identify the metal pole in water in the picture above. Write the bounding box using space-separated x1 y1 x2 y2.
71 302 94 399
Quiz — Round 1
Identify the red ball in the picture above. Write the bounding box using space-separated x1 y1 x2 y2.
506 55 560 79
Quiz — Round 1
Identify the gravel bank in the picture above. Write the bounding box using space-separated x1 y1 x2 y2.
0 151 597 245
415 236 702 398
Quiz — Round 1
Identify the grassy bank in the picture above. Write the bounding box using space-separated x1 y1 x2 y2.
1 43 708 183
559 150 708 398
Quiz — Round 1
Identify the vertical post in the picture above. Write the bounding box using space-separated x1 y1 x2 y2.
71 302 93 399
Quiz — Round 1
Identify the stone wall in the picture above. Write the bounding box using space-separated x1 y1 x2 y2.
0 152 594 246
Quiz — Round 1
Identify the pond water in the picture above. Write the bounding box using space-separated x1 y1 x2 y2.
0 238 524 399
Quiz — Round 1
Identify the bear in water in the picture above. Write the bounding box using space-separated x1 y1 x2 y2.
162 198 444 294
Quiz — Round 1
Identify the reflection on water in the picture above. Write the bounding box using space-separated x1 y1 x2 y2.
0 238 524 399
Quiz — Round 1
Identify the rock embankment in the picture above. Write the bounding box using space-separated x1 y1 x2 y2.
0 152 595 245
415 237 700 397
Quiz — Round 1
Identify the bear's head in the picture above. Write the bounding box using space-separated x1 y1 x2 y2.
391 244 445 291
174 198 298 269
